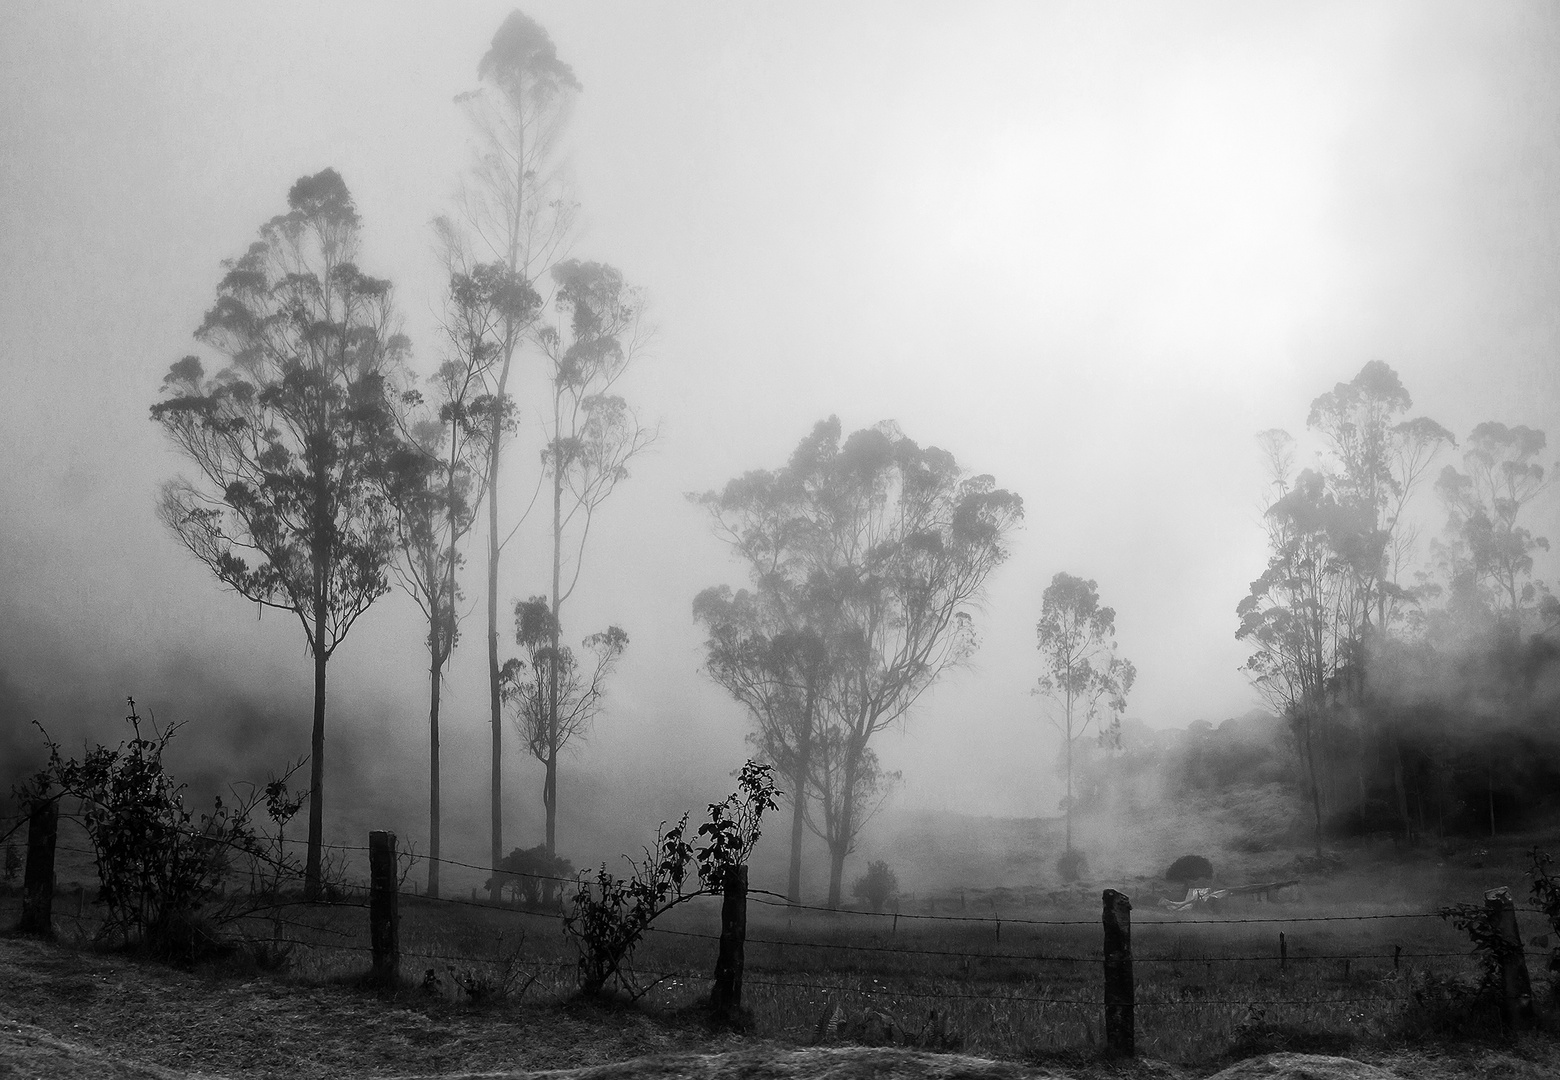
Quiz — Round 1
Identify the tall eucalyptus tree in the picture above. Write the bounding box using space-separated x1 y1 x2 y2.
151 170 406 899
446 10 581 884
699 418 1022 906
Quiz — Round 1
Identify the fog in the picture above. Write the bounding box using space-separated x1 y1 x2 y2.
3 3 1558 895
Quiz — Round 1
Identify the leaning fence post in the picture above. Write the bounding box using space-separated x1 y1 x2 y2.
1102 889 1134 1056
710 864 748 1021
1484 887 1534 1030
369 830 400 985
18 797 59 938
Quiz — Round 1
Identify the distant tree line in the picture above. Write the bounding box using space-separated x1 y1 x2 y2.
1236 361 1559 849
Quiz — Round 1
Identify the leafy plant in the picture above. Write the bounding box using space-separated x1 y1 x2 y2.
564 760 777 997
1528 848 1560 935
851 860 898 913
1527 848 1560 999
1438 898 1519 1001
19 698 301 960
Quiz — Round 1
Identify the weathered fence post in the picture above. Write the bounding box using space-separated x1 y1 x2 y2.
710 865 748 1021
18 797 59 938
369 830 400 985
1485 887 1535 1030
714 861 748 1023
1102 889 1134 1056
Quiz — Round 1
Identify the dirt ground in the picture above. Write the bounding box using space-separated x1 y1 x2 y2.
1 934 1557 1080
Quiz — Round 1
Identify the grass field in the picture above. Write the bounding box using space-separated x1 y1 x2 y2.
8 823 1557 1066
4 811 1559 1074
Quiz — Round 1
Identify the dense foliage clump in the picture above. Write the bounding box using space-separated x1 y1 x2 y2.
16 698 302 961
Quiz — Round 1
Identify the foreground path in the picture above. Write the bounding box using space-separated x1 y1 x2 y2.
1 935 1552 1080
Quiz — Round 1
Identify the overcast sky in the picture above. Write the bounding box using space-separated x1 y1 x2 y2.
2 2 1558 850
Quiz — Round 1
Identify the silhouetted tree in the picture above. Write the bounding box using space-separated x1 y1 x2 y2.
1305 363 1453 838
1238 439 1351 856
446 9 581 890
694 580 833 904
1436 422 1551 627
150 169 406 899
381 262 534 897
1306 362 1453 649
699 418 1022 906
532 259 652 855
1035 572 1135 853
500 597 626 846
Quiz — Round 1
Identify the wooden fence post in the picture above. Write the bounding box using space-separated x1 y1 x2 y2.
1102 889 1134 1056
1485 887 1534 1030
18 798 58 938
710 865 748 1020
369 831 400 985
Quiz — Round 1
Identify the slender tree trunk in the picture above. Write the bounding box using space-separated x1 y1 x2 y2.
826 744 859 909
1488 758 1497 839
547 418 563 858
787 676 816 905
428 621 442 899
826 823 849 909
1391 733 1412 842
1305 718 1324 858
486 73 528 900
1065 726 1074 853
544 746 557 855
305 644 327 901
1064 680 1074 853
487 414 504 898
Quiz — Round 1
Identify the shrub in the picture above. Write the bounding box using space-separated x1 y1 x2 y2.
851 860 898 913
18 698 302 960
1166 854 1213 882
487 845 573 908
1056 848 1088 883
564 760 777 998
1527 848 1560 1002
1397 970 1501 1041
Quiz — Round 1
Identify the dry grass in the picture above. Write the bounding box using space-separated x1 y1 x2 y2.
4 826 1559 1077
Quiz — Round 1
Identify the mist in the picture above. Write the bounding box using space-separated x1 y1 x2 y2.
4 2 1560 904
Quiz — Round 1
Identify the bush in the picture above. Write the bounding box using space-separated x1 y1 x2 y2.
487 845 573 908
1396 970 1502 1042
564 760 777 998
1529 849 1560 1002
1166 854 1214 882
851 861 898 913
17 698 302 961
1056 848 1088 883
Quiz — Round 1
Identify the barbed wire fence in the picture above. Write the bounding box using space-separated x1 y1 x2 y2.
8 810 1557 1056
